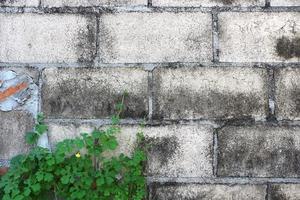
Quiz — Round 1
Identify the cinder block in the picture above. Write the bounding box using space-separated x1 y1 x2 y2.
152 0 265 7
275 67 300 120
218 125 300 177
219 12 300 62
0 13 96 64
153 66 268 120
0 0 39 7
42 0 147 7
150 184 267 200
270 184 300 200
48 123 214 177
272 0 300 6
0 111 34 159
99 12 212 63
42 67 148 119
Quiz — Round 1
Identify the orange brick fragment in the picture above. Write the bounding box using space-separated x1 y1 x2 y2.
0 82 28 102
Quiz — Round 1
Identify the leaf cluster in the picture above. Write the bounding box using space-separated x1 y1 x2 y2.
0 102 147 200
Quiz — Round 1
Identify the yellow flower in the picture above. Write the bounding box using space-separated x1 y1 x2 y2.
75 152 81 158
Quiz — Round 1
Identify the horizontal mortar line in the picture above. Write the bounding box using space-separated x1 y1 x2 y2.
147 177 300 185
1 62 299 69
44 118 300 127
0 6 300 13
45 118 146 126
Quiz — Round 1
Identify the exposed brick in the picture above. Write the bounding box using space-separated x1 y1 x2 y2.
0 0 39 7
270 184 300 200
42 0 147 7
153 66 268 120
0 111 34 159
150 184 267 200
99 12 212 64
272 0 300 6
48 123 214 177
275 67 300 120
0 68 39 113
219 12 300 62
0 13 96 64
42 67 148 119
152 0 264 7
218 125 300 177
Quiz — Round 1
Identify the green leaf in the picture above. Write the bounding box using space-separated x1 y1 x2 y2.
37 113 45 124
31 183 41 193
35 124 48 135
61 176 70 185
25 132 39 145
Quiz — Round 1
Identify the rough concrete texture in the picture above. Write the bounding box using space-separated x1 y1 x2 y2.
0 111 34 159
150 184 267 200
0 13 96 64
219 12 300 62
144 124 213 177
152 0 265 7
48 123 214 177
0 69 38 113
275 67 300 121
48 123 140 159
0 0 39 7
99 12 212 64
42 0 147 7
270 184 300 200
218 125 300 177
42 67 148 119
272 0 300 6
153 66 268 120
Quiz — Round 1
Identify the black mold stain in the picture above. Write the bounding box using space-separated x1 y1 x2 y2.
150 183 240 200
269 185 287 200
218 0 235 5
42 70 147 119
153 87 267 120
146 136 180 170
0 0 16 5
290 87 300 117
98 16 118 63
276 36 300 59
76 15 97 64
218 127 300 177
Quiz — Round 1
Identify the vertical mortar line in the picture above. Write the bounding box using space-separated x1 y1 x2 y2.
148 69 154 121
94 14 100 65
37 67 43 114
148 0 153 7
266 66 276 122
265 0 271 8
212 9 220 63
265 183 270 200
38 0 42 8
213 128 219 176
37 67 51 150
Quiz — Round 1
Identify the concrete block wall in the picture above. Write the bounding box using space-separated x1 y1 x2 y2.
0 0 299 199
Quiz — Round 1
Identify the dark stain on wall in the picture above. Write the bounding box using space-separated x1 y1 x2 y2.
0 0 16 5
146 136 180 173
153 87 267 120
76 15 97 64
290 87 300 117
269 185 287 200
276 36 300 59
218 126 300 177
42 69 148 119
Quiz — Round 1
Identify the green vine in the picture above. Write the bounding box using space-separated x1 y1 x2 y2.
0 98 147 200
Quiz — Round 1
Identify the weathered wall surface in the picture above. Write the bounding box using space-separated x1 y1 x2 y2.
0 0 300 199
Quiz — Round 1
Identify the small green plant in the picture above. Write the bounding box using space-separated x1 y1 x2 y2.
0 98 147 200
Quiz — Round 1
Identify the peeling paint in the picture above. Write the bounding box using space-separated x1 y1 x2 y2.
0 70 38 114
